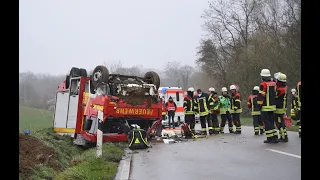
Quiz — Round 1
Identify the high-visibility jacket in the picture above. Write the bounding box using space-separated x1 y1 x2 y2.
247 94 261 115
196 93 209 116
165 101 177 112
258 80 276 111
297 81 301 105
183 96 195 115
274 83 288 114
219 95 231 114
230 93 242 113
208 94 219 111
292 95 300 111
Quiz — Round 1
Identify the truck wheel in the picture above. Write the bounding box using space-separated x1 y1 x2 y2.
65 75 70 89
144 71 160 90
69 67 80 78
91 65 109 88
80 68 88 77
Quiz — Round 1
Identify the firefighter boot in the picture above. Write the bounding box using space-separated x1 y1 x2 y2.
272 136 279 143
263 137 274 143
209 129 214 135
299 132 301 138
260 129 265 135
254 132 259 135
279 135 289 142
220 127 225 134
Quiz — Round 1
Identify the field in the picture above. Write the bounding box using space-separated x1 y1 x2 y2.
19 106 53 132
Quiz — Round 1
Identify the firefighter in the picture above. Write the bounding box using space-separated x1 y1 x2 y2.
184 87 197 134
258 69 279 143
248 86 264 135
165 96 177 129
208 87 220 134
230 84 242 134
274 73 289 142
128 124 150 150
219 87 234 133
291 88 301 138
196 89 213 135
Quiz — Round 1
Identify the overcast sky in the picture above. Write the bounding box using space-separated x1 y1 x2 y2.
19 0 209 75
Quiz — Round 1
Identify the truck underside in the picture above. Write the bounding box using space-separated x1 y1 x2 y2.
53 66 162 147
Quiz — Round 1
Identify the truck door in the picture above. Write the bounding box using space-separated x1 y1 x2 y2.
53 90 70 128
66 77 81 128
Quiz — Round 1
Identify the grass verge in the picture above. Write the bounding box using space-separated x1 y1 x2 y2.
55 143 126 180
21 128 126 180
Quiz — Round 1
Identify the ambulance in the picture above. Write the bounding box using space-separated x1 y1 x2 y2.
158 87 185 127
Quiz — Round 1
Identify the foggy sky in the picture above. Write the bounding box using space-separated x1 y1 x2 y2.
19 0 209 75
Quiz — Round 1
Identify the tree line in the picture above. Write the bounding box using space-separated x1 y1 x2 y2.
196 0 300 115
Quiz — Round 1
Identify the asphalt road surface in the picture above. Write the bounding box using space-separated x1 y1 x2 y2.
130 124 301 180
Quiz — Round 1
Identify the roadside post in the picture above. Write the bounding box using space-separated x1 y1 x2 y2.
97 110 103 158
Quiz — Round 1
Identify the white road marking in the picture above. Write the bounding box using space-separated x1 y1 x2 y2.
266 149 301 159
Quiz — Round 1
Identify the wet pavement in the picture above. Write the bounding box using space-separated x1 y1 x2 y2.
130 124 301 180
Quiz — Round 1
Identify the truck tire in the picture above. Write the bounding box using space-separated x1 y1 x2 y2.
144 71 160 89
79 68 88 77
91 65 109 88
69 67 80 78
65 75 70 89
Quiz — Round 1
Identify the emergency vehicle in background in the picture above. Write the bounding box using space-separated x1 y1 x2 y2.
53 65 162 147
158 87 185 127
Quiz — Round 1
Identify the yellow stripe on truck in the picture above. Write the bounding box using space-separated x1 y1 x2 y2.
54 128 75 133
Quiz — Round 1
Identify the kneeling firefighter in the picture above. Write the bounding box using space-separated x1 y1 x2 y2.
128 124 150 150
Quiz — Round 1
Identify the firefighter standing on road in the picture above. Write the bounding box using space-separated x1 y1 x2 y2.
208 87 220 134
196 89 213 135
230 84 242 134
291 88 301 138
258 69 279 143
248 86 264 135
219 87 234 133
183 87 197 134
274 73 289 142
165 96 177 129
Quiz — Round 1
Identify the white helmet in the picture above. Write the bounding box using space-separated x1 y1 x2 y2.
277 73 287 82
291 89 296 94
209 87 215 92
260 69 271 77
230 85 237 90
188 87 195 92
221 87 227 92
253 86 260 91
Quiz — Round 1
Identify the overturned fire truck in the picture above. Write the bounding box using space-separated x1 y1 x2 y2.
53 65 162 147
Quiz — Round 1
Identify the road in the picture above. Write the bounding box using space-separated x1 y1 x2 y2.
130 124 301 180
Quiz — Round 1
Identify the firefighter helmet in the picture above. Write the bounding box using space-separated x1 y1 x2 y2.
291 88 296 94
230 85 237 90
188 87 195 92
277 73 287 82
253 86 260 91
260 69 271 77
209 87 215 92
221 87 227 92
